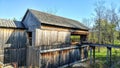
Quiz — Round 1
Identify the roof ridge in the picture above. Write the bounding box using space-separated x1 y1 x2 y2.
28 9 89 30
29 9 81 22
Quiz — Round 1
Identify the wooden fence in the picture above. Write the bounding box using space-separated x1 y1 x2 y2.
4 48 26 66
27 45 88 68
26 46 39 68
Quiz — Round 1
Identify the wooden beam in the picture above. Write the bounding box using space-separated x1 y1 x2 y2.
71 31 89 35
87 43 120 49
40 46 78 53
40 45 88 53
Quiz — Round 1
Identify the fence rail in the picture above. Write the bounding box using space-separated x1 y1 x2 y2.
40 44 70 50
27 45 88 68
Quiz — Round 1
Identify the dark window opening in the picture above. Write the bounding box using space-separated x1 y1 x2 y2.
28 32 32 37
80 35 87 44
27 32 32 46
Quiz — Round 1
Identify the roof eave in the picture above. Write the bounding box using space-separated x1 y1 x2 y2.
41 23 89 31
0 26 26 29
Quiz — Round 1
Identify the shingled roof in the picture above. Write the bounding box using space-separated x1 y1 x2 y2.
0 19 24 28
28 9 89 30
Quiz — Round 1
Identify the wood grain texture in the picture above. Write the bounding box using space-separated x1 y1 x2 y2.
0 28 27 66
40 48 81 68
35 29 71 47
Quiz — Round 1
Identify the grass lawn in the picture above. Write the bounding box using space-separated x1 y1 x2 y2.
67 47 120 68
88 47 120 68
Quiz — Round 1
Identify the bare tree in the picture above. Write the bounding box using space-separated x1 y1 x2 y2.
82 18 93 28
94 1 106 52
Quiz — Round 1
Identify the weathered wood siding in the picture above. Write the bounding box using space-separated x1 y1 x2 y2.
41 25 70 31
40 48 81 68
35 29 71 47
26 46 39 68
22 11 41 32
25 29 88 68
26 46 86 68
41 25 89 35
0 28 27 66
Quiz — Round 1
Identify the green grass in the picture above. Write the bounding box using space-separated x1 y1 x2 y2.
88 47 120 68
114 40 120 45
66 47 120 68
70 35 80 42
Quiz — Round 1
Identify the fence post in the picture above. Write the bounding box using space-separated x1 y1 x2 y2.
90 46 92 64
110 47 112 67
93 46 95 64
26 46 29 68
107 47 112 67
39 47 41 68
106 47 109 64
106 47 112 67
79 46 82 60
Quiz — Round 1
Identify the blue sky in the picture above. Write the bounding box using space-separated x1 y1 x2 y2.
0 0 120 22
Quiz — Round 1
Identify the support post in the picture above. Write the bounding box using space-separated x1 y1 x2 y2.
79 46 82 60
106 47 112 67
106 47 109 63
90 46 92 64
93 46 95 64
39 47 41 68
109 47 112 67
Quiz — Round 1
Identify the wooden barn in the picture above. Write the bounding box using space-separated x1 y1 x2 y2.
0 19 27 66
22 9 89 68
0 9 89 68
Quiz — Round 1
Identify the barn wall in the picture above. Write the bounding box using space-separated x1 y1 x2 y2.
22 11 41 32
0 28 27 66
41 25 70 32
26 29 88 68
35 29 71 47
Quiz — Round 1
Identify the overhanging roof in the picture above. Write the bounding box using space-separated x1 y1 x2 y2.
28 9 89 30
0 19 24 29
